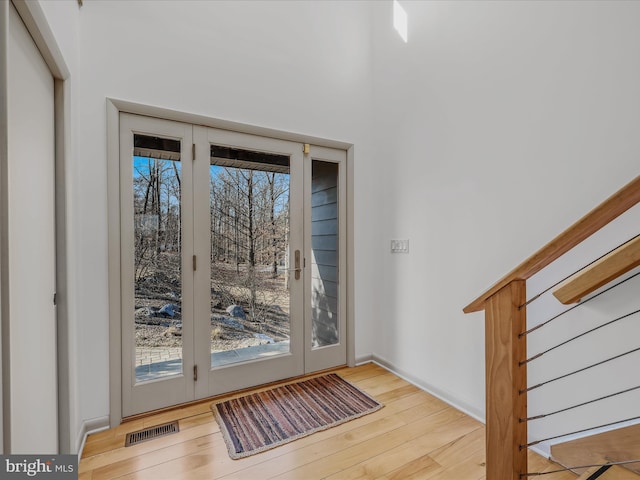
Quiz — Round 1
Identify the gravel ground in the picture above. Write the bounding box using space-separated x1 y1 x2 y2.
134 260 290 351
135 307 290 352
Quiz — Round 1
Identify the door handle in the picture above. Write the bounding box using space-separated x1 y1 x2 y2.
293 250 301 280
284 250 302 279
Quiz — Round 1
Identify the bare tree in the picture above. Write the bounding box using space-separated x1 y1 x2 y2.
133 157 182 284
208 165 290 322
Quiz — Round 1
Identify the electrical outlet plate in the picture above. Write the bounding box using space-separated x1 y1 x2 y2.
391 239 409 253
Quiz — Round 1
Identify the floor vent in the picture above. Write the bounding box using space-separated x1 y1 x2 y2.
125 421 179 447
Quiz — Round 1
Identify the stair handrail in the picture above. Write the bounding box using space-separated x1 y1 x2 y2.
463 175 640 480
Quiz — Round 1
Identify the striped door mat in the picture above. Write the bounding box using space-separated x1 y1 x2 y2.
212 373 383 459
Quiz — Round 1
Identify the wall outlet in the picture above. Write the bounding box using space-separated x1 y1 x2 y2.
391 239 409 253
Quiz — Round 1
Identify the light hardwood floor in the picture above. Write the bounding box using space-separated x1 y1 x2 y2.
80 363 576 479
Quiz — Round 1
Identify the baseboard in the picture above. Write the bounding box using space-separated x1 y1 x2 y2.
75 415 110 458
370 354 485 424
366 355 595 461
529 444 551 460
355 354 373 366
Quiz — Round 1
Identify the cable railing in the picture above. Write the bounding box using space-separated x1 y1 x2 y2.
520 269 640 336
520 257 640 444
518 249 640 476
463 176 640 480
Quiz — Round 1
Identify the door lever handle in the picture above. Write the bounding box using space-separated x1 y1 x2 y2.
284 250 302 279
294 250 301 280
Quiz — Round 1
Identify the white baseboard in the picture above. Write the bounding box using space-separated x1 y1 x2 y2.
355 354 372 365
529 444 551 460
76 415 110 458
369 354 486 424
362 355 594 462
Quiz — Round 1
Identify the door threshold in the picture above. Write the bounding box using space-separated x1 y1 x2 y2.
121 364 348 424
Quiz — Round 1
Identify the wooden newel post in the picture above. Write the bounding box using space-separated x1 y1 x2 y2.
485 280 527 480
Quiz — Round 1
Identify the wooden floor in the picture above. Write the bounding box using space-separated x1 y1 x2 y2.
79 363 576 479
552 424 640 476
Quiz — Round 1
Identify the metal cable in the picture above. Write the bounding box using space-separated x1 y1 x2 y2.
525 415 640 448
523 384 640 422
522 346 640 393
519 232 640 310
522 309 640 365
520 269 640 337
521 459 640 477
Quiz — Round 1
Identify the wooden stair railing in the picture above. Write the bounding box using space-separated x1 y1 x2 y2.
463 176 640 480
484 280 528 478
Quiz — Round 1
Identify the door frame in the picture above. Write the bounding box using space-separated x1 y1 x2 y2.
107 99 355 427
0 0 72 453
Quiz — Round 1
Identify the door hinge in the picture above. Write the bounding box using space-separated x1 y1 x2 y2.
193 255 197 271
53 293 57 306
193 365 198 381
303 143 310 154
192 143 196 161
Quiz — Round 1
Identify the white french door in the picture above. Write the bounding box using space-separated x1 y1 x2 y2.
120 114 347 416
120 114 195 416
193 126 305 397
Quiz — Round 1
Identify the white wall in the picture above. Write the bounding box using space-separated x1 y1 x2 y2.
72 0 376 431
371 0 640 422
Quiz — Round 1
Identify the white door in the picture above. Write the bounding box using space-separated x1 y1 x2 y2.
121 116 347 416
193 127 305 396
6 1 58 453
120 114 195 417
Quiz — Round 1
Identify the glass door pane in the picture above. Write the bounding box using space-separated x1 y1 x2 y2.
311 160 339 348
132 134 184 382
208 146 291 367
305 146 347 373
